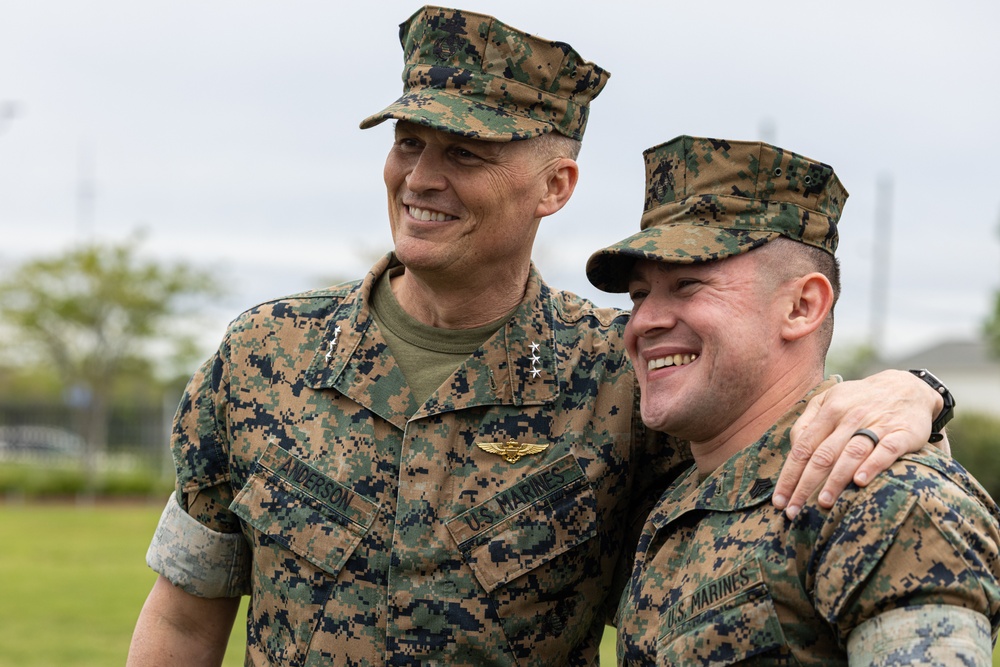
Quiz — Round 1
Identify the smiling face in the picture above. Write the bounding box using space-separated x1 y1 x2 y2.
383 122 567 288
624 254 785 443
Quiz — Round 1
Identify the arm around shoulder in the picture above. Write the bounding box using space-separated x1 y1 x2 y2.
775 369 952 517
127 574 241 667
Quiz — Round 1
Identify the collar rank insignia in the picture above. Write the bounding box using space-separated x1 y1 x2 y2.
477 439 548 464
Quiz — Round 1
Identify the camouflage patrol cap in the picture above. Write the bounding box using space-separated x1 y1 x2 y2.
586 135 849 292
360 6 609 141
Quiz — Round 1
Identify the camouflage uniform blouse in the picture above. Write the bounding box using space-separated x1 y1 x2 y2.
616 379 1000 666
146 253 685 666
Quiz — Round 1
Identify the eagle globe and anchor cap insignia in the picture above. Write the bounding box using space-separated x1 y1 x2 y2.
477 439 549 464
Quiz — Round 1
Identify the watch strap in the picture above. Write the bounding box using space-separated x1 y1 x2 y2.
908 369 956 444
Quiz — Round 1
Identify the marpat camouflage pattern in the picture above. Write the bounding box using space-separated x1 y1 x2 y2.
587 135 848 293
360 5 609 142
616 379 1000 666
148 254 686 666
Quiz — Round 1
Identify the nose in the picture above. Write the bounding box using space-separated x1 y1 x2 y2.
405 146 448 193
626 293 676 341
625 296 675 365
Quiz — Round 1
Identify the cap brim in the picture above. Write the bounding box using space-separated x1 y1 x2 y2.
360 89 552 141
586 225 779 293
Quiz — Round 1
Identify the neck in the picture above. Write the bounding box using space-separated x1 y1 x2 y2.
691 365 823 477
391 262 530 329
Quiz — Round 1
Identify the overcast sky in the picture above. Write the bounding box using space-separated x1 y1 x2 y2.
1 0 998 362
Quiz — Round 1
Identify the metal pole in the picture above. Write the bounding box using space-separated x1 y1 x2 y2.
869 174 893 359
0 101 17 135
76 144 96 239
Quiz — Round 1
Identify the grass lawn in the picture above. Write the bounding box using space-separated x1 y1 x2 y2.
0 501 247 667
0 502 994 665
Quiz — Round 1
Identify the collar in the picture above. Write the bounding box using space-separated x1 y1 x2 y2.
304 253 560 428
651 378 841 529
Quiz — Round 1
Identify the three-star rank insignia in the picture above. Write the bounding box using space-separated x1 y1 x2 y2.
476 438 549 464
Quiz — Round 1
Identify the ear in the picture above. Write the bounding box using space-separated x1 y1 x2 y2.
534 158 579 219
780 273 834 342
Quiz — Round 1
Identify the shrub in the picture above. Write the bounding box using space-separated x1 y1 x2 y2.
0 461 172 499
947 411 1000 502
96 469 172 497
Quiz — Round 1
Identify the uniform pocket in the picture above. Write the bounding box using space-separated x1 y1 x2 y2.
230 442 379 664
231 442 378 574
445 453 598 592
445 454 600 665
657 559 789 666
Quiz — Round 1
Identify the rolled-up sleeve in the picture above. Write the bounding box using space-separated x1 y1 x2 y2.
147 335 249 598
147 492 250 598
847 605 992 666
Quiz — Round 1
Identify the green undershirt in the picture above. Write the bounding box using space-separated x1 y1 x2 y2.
370 266 512 409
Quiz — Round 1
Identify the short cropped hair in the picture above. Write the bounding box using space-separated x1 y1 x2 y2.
754 237 841 354
529 131 582 161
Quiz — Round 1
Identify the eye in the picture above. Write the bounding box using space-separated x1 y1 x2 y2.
394 136 423 153
628 287 649 305
450 146 483 163
675 278 700 290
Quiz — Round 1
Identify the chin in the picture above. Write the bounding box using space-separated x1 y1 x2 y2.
392 241 439 269
639 411 674 435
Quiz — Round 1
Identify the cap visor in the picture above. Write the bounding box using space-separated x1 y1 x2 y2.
360 90 551 141
586 225 778 292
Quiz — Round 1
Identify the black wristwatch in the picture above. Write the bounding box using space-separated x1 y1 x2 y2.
908 369 956 443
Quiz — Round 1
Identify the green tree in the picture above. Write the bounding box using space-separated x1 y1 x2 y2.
986 291 1000 360
948 411 1000 502
986 215 1000 359
0 232 222 477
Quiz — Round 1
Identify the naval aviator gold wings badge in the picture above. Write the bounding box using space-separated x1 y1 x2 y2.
476 439 549 464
